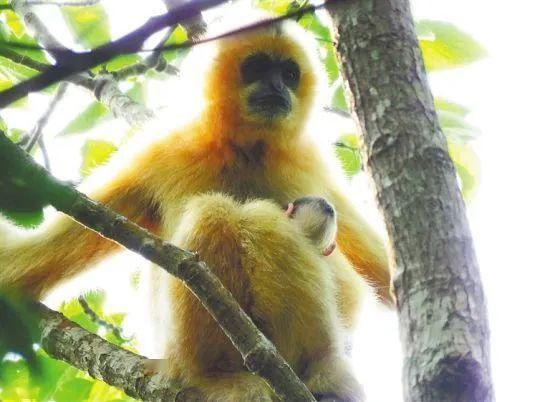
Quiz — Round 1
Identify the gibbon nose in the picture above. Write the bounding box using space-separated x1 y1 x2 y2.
267 73 285 92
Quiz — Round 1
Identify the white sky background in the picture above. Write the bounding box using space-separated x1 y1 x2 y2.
3 0 550 400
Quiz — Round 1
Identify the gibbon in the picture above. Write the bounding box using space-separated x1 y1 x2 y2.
0 15 391 401
286 196 338 257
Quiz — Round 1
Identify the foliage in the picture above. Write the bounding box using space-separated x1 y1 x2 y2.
0 0 486 399
0 293 40 376
417 20 487 72
0 291 136 402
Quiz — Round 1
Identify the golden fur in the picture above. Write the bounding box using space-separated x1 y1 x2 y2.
0 18 391 401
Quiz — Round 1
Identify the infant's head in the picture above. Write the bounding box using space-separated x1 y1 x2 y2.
286 196 337 256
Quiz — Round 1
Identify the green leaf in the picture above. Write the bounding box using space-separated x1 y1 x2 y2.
61 4 110 49
5 9 25 38
334 134 362 177
52 377 94 402
0 209 44 228
435 97 480 143
0 55 40 82
105 54 142 72
0 10 50 64
255 0 295 14
163 24 188 62
0 167 48 214
416 20 486 72
0 54 39 106
34 351 81 401
80 139 117 177
448 140 480 200
0 359 35 400
434 97 469 116
0 293 41 376
59 298 100 334
0 133 51 226
299 12 331 41
331 85 348 112
59 101 109 136
126 82 145 104
298 13 340 83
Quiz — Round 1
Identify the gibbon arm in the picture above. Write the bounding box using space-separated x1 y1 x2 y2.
0 174 159 299
328 189 393 306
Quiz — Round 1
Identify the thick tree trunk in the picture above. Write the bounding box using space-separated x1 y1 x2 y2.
327 1 493 401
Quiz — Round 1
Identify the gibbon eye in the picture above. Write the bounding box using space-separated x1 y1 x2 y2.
241 52 272 84
281 60 300 89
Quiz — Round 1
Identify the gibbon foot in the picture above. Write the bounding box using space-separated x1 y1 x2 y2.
190 372 276 402
304 355 365 402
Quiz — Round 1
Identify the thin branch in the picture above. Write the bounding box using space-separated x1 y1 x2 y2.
0 0 227 107
334 141 356 151
162 0 207 40
0 45 148 126
37 135 50 171
11 0 154 126
0 46 52 71
323 106 351 119
0 131 316 401
0 0 341 108
35 302 200 401
112 26 180 81
25 82 68 152
77 295 126 341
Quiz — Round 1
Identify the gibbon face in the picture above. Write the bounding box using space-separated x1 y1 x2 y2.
202 21 321 138
240 51 301 121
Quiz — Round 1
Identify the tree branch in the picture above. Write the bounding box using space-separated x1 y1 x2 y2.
0 46 52 71
1 0 227 107
77 295 125 341
11 0 154 127
25 82 67 153
327 1 493 401
35 302 201 401
1 0 336 108
111 26 180 81
0 131 315 401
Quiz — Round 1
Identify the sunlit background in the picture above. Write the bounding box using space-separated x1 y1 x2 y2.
2 0 549 400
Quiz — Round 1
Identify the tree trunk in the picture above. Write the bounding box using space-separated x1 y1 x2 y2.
327 1 493 401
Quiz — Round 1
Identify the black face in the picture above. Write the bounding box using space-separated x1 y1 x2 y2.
240 52 301 120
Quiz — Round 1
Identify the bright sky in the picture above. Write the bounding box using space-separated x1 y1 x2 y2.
4 0 550 400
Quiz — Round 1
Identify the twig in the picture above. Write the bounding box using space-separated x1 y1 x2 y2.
112 26 180 81
0 46 52 71
0 0 227 107
35 302 200 401
77 295 126 341
37 136 50 171
0 131 316 401
0 0 342 108
11 0 154 126
323 106 351 119
25 82 68 152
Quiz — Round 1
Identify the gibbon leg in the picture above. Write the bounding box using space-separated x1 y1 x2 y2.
157 193 363 401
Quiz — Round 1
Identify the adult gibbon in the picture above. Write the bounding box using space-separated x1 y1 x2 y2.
0 14 391 401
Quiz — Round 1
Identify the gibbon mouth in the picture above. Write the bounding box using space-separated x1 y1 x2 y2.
248 92 291 118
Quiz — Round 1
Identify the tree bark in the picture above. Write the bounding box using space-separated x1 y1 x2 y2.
36 303 198 402
327 1 493 401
